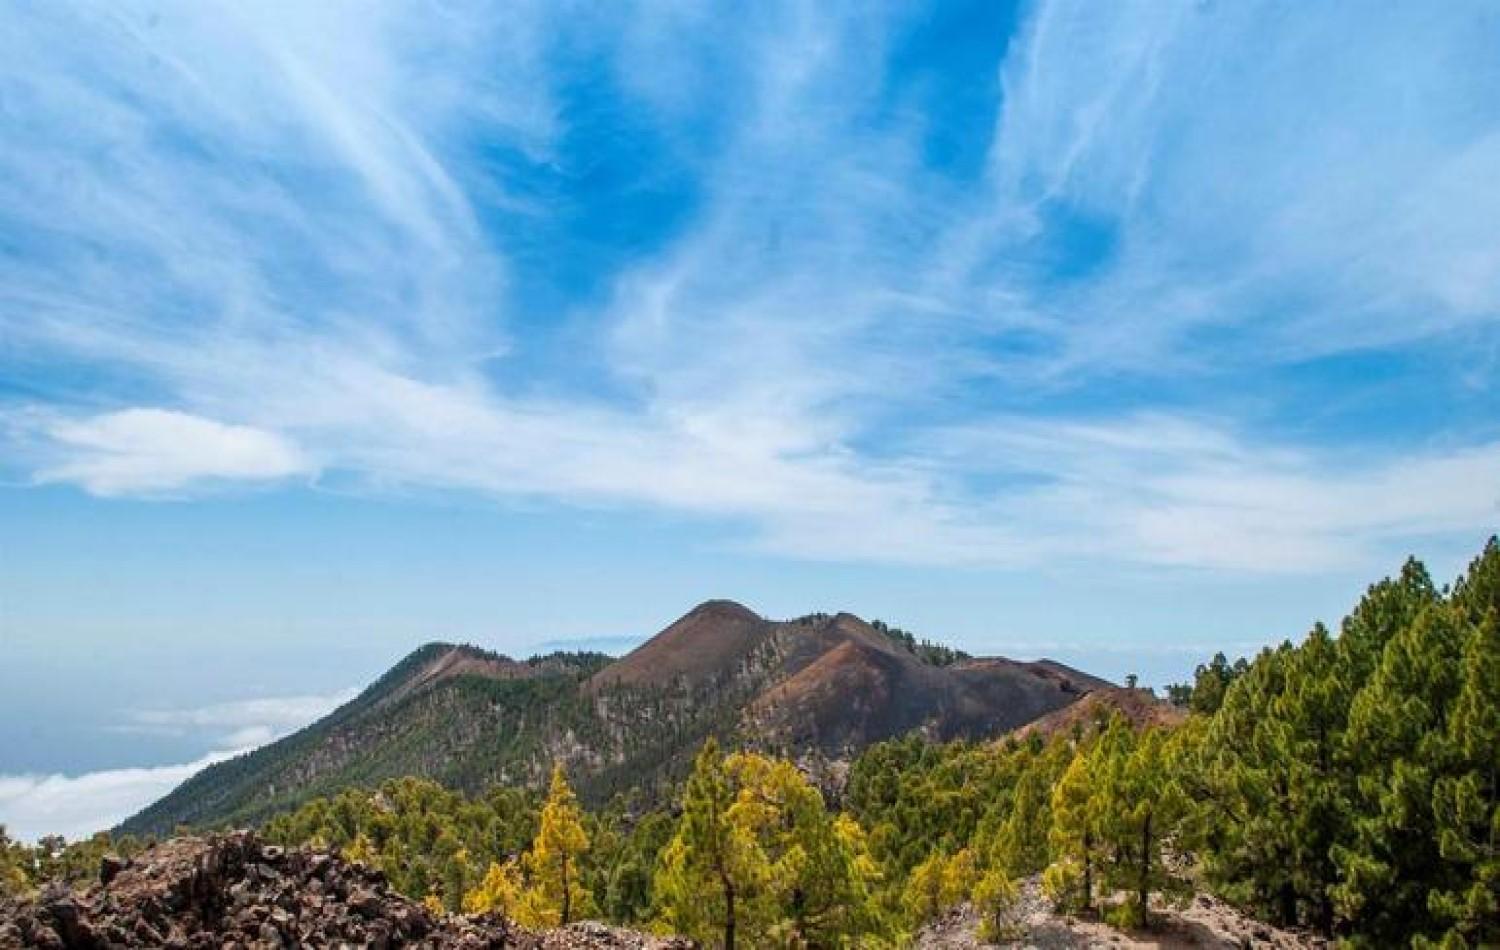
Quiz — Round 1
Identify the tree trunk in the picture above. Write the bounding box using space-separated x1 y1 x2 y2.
1082 830 1093 910
791 886 806 945
1317 891 1334 937
560 852 571 925
1278 881 1297 929
1138 814 1152 925
723 877 736 950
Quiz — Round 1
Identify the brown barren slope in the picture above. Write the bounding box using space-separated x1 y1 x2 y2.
740 612 1101 751
1011 685 1186 740
586 599 772 690
383 645 536 707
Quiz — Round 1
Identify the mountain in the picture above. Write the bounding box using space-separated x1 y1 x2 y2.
121 601 1108 837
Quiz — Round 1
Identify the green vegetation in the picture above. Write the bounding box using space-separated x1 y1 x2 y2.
786 614 971 666
118 648 618 836
0 829 149 898
10 539 1498 947
868 618 971 666
1165 650 1248 713
654 738 888 947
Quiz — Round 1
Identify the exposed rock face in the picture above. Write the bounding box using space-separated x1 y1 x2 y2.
0 834 691 950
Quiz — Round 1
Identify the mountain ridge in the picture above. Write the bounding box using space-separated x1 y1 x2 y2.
120 600 1110 837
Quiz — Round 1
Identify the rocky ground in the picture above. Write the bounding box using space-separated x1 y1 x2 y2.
914 878 1329 949
0 833 692 949
0 833 1334 950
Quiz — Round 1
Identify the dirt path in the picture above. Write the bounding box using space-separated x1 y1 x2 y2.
914 878 1328 949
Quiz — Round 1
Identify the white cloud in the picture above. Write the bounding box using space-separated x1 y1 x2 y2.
0 751 235 843
909 413 1500 570
33 408 312 496
121 689 358 745
0 689 354 842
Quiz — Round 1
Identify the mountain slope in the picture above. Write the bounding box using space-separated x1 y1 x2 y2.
1009 685 1186 741
122 602 1108 836
120 645 611 835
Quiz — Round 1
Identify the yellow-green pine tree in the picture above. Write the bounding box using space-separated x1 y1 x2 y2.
901 851 948 925
463 859 524 916
344 832 378 869
726 752 881 945
972 866 1020 942
1045 748 1099 912
527 763 593 925
902 848 974 926
0 826 30 897
653 738 770 949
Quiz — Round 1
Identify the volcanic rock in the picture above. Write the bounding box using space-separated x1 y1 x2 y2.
0 833 692 949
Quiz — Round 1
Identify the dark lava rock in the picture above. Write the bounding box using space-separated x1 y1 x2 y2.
0 832 694 949
97 856 126 888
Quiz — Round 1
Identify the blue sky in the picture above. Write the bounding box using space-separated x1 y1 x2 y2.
2 0 1499 839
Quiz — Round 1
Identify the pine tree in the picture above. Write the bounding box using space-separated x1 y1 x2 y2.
901 848 973 926
1451 536 1500 627
1334 603 1468 944
734 755 881 945
901 851 946 924
972 866 1020 942
1198 643 1300 922
1187 652 1246 715
1337 557 1439 687
1045 748 1099 912
1428 614 1500 946
653 739 770 949
1273 623 1352 933
343 832 379 869
463 859 524 916
1094 724 1186 928
434 834 470 912
994 766 1052 877
0 826 30 897
525 764 593 925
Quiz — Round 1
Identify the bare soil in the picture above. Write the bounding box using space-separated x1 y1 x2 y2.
914 878 1328 949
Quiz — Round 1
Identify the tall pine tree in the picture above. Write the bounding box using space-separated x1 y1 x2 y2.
1335 602 1468 944
1428 539 1500 945
1045 746 1100 912
525 764 593 925
653 739 769 949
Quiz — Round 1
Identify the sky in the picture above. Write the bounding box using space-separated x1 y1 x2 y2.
2 0 1499 841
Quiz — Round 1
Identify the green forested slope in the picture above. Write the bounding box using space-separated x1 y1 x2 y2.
117 649 613 835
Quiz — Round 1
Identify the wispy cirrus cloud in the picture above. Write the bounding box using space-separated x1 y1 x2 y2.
1 0 1497 576
972 1 1500 368
27 408 312 497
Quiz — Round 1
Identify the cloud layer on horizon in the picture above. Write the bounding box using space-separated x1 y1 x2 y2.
2 0 1498 575
0 689 354 841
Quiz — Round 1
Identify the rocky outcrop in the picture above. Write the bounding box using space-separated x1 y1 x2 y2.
0 833 691 949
